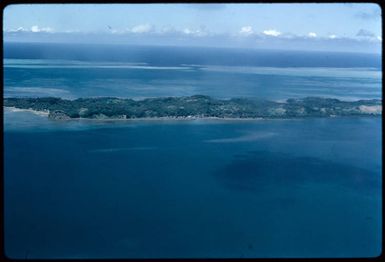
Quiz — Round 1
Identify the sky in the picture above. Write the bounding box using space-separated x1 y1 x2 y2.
3 3 382 53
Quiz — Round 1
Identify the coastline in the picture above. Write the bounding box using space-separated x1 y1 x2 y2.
5 107 268 122
3 106 264 121
4 106 50 116
3 106 381 123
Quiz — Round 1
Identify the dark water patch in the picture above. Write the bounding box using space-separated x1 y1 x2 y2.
214 151 380 196
4 117 381 258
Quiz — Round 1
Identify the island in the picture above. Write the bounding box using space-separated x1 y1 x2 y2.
3 95 382 120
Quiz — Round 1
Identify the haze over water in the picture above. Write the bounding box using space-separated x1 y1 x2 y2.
3 43 382 258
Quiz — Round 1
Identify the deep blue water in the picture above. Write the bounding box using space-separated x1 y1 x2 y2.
3 43 383 258
4 113 382 258
4 42 382 68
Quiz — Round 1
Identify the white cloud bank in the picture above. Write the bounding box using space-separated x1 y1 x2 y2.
239 26 254 36
5 24 380 45
308 32 317 38
108 24 208 37
30 25 53 33
130 24 153 33
239 27 283 37
7 27 28 32
263 29 281 37
183 28 207 37
3 24 381 53
6 25 53 33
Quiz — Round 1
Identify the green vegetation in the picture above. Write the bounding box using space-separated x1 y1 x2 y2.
3 95 382 120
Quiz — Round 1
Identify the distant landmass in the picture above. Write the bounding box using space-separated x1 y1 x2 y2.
3 95 382 120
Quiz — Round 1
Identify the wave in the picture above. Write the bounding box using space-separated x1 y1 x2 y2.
205 132 276 143
200 65 381 79
4 58 148 65
89 147 157 153
4 106 49 116
5 65 195 70
5 87 71 96
4 59 193 71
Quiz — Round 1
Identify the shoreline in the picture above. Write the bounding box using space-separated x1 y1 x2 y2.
4 106 50 116
3 106 381 122
3 106 265 121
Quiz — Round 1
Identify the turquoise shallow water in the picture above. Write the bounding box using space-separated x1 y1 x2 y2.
4 111 382 258
4 58 381 101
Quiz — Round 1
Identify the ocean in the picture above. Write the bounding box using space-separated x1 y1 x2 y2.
3 43 381 101
3 43 382 258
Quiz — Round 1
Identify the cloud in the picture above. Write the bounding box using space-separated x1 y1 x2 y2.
182 26 208 37
183 28 193 34
239 26 254 36
4 23 382 53
356 29 376 37
355 30 381 42
30 25 53 33
131 24 153 33
106 24 210 37
263 29 281 37
6 25 53 33
159 26 177 34
308 32 317 38
5 27 28 33
31 25 39 32
109 29 121 34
